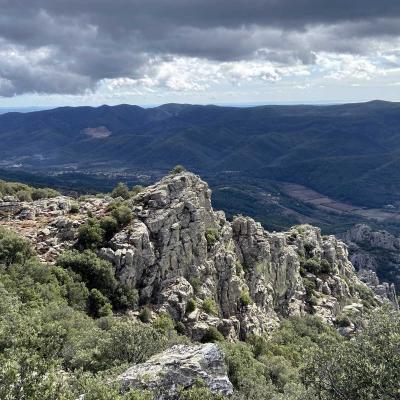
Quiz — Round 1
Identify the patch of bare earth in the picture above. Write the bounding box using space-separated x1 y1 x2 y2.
281 182 400 222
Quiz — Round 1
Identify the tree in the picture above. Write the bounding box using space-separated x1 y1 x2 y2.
0 227 33 268
111 205 132 227
170 165 186 174
303 308 400 400
111 183 130 200
99 216 118 241
56 250 117 296
77 219 105 249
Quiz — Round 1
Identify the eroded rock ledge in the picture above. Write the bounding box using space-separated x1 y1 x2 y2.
99 172 383 339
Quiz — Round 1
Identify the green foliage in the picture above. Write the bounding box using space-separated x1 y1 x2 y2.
139 307 152 323
303 308 400 400
0 179 60 202
178 381 226 400
189 277 202 294
57 250 117 296
31 187 59 200
112 205 132 227
131 185 144 196
88 288 113 318
0 227 33 268
111 182 130 199
15 189 32 202
152 313 175 334
170 164 186 174
202 298 219 316
239 290 251 307
0 229 182 397
205 228 219 248
77 218 105 249
302 259 321 274
320 259 333 274
56 249 138 313
99 215 119 241
186 298 196 314
301 258 334 276
201 327 224 343
69 203 80 214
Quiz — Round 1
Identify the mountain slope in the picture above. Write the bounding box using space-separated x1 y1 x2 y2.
1 100 400 210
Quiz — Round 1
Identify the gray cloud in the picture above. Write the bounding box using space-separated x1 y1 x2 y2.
0 0 399 96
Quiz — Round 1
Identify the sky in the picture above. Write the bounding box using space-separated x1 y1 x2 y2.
1 0 400 107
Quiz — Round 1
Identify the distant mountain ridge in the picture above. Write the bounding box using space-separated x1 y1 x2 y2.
1 100 400 210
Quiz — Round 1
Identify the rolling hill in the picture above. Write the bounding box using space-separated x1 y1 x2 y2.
1 100 400 232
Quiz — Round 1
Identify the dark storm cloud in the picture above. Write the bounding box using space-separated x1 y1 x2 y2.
0 0 399 96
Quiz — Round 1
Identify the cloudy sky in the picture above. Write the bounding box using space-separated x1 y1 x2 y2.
1 0 400 107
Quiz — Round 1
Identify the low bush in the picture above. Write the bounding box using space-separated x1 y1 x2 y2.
201 326 224 343
239 290 252 307
205 228 219 248
186 298 197 314
202 298 219 316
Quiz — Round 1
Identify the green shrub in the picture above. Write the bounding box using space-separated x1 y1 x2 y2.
88 289 112 318
336 314 352 327
77 219 104 249
186 298 196 314
56 250 117 297
170 165 186 174
320 259 334 274
111 205 132 227
31 187 59 200
202 298 219 316
139 307 152 323
16 189 32 202
111 284 138 311
303 242 314 257
0 227 33 267
235 261 244 275
239 290 252 307
303 259 322 274
111 182 130 199
205 228 219 248
131 185 144 196
175 321 186 335
201 326 224 343
190 277 202 294
69 203 80 214
152 313 175 333
304 309 400 400
99 216 118 241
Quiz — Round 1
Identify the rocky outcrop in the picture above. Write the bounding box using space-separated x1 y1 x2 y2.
1 173 386 337
118 343 233 399
100 172 381 339
341 224 400 302
0 195 109 262
357 269 398 309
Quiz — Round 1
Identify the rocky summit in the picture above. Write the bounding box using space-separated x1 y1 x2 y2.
97 172 390 338
1 172 390 341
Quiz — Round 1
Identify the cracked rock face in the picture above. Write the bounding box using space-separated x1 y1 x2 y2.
118 343 233 399
341 224 400 306
101 172 381 339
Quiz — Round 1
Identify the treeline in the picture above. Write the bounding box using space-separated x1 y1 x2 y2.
0 179 59 201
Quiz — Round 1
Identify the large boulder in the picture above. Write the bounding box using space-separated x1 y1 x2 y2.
118 343 233 399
